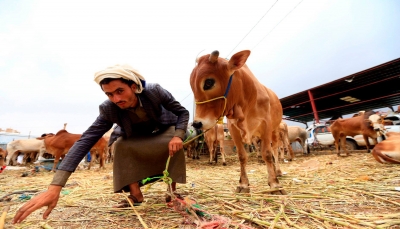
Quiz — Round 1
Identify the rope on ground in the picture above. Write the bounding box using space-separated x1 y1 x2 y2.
0 206 10 229
121 190 149 229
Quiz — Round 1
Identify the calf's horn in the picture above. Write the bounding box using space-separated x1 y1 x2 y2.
209 50 219 63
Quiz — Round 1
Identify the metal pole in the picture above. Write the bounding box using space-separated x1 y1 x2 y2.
308 90 319 124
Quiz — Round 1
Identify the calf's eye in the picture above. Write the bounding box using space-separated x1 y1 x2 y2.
203 78 215 90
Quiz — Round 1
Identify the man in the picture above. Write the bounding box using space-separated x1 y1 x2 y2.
13 64 189 223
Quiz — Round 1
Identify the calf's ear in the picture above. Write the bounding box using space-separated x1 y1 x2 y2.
228 50 251 71
364 119 373 126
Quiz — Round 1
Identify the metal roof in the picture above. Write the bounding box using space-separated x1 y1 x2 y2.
280 57 400 124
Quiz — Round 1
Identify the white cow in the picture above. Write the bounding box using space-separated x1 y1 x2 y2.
6 139 46 165
287 126 310 154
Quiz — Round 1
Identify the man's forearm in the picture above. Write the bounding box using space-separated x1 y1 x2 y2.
174 128 186 140
50 170 72 187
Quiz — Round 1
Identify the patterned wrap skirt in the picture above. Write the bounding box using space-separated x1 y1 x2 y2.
112 125 186 193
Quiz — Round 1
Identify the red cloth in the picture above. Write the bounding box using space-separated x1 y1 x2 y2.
0 165 6 173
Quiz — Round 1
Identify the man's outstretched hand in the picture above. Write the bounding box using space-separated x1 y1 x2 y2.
13 185 62 224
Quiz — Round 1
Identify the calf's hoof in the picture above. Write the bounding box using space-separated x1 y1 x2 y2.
235 186 250 193
270 184 287 195
271 189 287 195
223 162 227 166
276 170 283 177
196 156 200 159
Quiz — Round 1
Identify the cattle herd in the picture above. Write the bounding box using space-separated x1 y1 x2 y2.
3 129 112 172
2 50 400 196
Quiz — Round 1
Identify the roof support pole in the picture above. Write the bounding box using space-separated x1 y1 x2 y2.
308 90 319 124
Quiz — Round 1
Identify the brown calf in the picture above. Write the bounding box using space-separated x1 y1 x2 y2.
39 130 107 171
190 50 284 194
88 136 107 170
204 123 226 165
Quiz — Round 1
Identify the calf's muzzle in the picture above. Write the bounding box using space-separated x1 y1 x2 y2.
192 121 202 129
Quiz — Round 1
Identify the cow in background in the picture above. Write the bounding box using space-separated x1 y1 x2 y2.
190 50 285 194
23 151 41 164
204 123 227 165
184 125 202 159
250 136 264 162
327 113 343 125
330 110 385 156
372 132 400 164
278 121 295 161
102 135 115 163
102 127 115 163
88 136 108 170
0 148 6 168
106 142 115 163
251 122 294 165
288 126 309 155
6 139 46 165
39 130 108 171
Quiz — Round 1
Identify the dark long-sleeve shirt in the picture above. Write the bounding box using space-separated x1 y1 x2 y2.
51 83 189 186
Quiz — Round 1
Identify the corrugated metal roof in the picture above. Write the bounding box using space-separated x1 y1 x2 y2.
280 57 400 124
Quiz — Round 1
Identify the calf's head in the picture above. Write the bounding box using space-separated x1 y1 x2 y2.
190 50 250 130
366 114 385 133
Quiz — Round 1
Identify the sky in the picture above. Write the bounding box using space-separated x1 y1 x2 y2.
0 0 399 137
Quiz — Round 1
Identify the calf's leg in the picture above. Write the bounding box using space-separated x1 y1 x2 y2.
340 135 349 156
219 140 226 166
230 125 250 193
333 134 340 156
260 138 286 195
271 130 282 176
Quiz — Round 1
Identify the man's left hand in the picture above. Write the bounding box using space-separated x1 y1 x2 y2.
168 137 183 156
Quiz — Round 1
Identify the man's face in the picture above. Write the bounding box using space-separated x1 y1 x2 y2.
101 79 138 109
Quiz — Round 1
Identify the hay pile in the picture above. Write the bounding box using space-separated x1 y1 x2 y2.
1 151 400 228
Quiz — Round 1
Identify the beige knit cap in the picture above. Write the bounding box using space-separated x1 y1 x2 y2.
94 64 146 93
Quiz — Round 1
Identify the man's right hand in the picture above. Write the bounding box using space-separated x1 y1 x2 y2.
13 185 62 224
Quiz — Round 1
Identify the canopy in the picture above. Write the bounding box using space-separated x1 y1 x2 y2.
280 57 400 124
